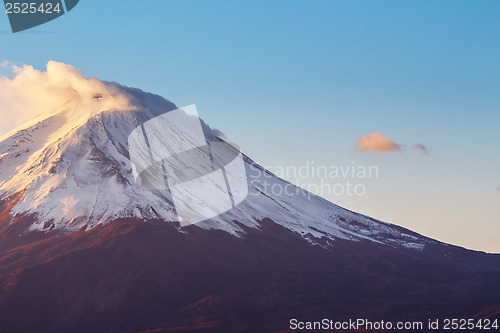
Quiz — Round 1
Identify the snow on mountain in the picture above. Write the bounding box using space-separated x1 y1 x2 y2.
0 62 433 249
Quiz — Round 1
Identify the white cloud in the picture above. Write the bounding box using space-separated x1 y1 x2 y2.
0 61 133 136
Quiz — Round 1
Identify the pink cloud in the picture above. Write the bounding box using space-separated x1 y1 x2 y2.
356 132 401 153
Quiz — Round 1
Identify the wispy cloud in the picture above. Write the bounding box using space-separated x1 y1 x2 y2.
356 133 401 153
411 143 429 154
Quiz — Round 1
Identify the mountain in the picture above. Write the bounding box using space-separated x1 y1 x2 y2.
0 69 499 332
0 79 435 248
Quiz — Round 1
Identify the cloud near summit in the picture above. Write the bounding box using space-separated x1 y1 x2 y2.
0 61 133 137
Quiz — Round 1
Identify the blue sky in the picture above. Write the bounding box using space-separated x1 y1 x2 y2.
1 0 499 252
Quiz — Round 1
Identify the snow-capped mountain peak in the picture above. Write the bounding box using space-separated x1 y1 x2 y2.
0 62 432 250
